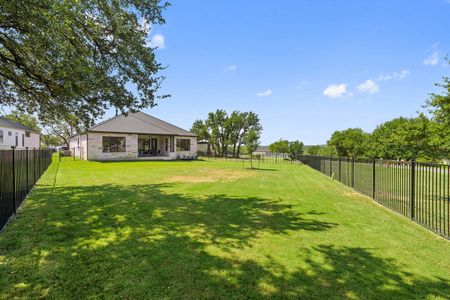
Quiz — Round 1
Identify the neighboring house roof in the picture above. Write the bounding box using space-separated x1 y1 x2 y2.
88 111 196 136
255 146 271 153
0 116 40 133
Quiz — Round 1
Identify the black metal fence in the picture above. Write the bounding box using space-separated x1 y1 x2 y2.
0 148 52 230
298 155 450 239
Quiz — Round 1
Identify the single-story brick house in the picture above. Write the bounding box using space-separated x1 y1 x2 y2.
69 111 197 160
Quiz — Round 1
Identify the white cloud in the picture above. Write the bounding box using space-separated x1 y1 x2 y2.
147 34 165 49
357 80 379 94
424 52 439 65
376 69 410 81
323 84 347 98
424 44 439 66
393 70 410 79
256 89 272 97
223 65 237 72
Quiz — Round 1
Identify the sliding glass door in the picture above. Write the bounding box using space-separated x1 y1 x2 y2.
138 137 159 156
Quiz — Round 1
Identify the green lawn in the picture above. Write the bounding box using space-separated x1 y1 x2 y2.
0 158 449 299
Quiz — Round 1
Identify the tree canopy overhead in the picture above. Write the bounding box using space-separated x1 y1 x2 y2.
0 0 169 126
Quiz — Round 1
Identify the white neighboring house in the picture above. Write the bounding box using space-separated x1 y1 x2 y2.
69 111 197 161
0 117 40 149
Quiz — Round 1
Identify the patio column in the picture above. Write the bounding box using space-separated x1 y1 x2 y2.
170 136 175 152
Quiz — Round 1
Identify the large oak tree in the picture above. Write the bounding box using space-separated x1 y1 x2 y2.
0 0 169 126
426 62 450 159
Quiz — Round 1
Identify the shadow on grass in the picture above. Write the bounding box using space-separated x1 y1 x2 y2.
98 160 199 163
0 184 448 298
243 167 279 171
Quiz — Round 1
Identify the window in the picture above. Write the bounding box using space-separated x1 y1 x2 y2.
0 130 3 144
8 131 12 136
165 138 169 151
102 136 126 152
22 133 25 147
176 139 190 151
25 131 31 137
15 132 18 147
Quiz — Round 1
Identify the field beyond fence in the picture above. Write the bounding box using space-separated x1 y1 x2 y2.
298 155 450 239
0 148 52 230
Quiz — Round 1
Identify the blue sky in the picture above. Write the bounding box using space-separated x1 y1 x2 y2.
128 1 449 144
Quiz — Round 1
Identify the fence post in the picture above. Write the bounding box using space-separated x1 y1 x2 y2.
25 147 29 192
33 148 36 185
410 159 415 220
73 147 76 161
330 158 332 178
338 157 341 181
11 147 16 214
351 156 355 188
39 149 41 177
372 159 376 199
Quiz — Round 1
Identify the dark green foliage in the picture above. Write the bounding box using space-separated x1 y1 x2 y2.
306 145 321 155
268 139 289 154
269 139 304 160
43 114 84 147
425 63 450 160
368 115 433 160
41 134 62 148
288 140 304 160
318 145 337 157
0 0 169 126
191 110 262 157
191 119 209 142
3 110 40 131
327 128 369 158
426 65 450 125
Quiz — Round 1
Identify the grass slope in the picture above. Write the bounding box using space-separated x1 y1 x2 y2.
0 158 449 299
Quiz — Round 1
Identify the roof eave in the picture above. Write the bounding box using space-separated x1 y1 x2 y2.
87 129 197 137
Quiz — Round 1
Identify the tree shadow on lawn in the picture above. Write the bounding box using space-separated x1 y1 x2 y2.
0 184 449 299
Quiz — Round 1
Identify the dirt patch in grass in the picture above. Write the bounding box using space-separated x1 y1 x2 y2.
341 190 364 199
165 168 254 183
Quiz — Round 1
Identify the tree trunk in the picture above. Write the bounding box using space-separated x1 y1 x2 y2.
63 138 70 148
237 142 242 158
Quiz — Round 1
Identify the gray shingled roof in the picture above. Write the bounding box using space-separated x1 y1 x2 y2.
0 116 40 133
88 111 196 136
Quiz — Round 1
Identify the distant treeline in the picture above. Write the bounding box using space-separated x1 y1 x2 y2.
307 61 449 162
305 66 450 161
304 114 438 161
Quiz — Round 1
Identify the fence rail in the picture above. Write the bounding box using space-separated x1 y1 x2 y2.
0 148 52 230
298 155 450 239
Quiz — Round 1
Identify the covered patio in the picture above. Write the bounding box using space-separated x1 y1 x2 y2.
137 134 174 158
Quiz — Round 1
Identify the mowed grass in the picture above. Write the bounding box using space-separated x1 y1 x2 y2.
0 158 449 299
